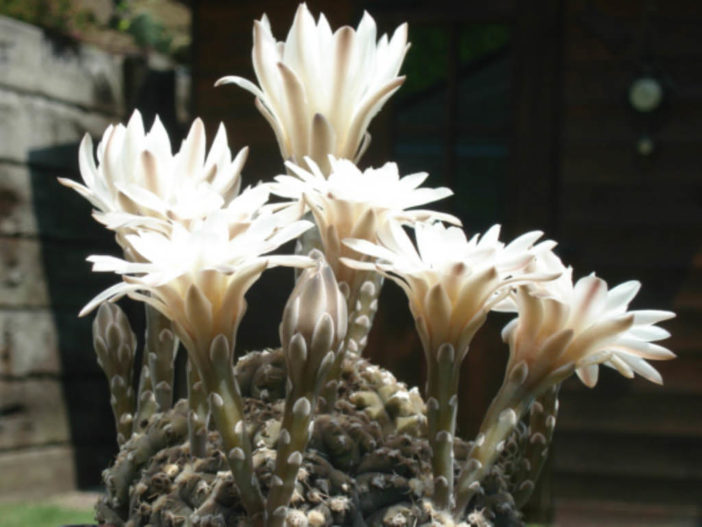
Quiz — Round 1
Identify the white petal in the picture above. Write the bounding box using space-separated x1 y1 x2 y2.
79 282 138 317
631 309 676 325
343 237 397 262
575 363 599 388
214 75 266 100
606 280 641 311
627 325 671 342
617 354 663 384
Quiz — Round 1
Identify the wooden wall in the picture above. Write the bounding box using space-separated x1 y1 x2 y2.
550 0 702 522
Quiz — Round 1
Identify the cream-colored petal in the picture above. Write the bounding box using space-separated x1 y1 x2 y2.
605 280 641 312
214 75 266 100
575 363 599 388
631 309 676 325
627 325 671 341
424 283 452 349
79 281 139 317
343 76 404 157
310 113 336 174
617 354 663 384
565 314 635 364
277 62 311 158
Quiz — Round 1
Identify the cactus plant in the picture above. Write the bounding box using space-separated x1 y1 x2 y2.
59 4 676 526
96 349 526 527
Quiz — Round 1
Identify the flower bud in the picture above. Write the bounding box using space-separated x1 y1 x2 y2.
281 251 347 350
92 302 137 381
280 251 348 388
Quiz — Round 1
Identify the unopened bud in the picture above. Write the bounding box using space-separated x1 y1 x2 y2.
280 251 348 385
282 251 347 348
93 303 137 379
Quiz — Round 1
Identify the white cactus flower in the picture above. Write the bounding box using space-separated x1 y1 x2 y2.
271 156 458 286
59 110 248 234
501 251 676 391
216 3 409 173
80 191 314 356
342 220 558 359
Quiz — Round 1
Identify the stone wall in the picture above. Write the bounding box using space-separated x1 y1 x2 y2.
0 15 125 500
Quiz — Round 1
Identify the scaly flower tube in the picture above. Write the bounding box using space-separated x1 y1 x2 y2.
81 197 314 523
216 3 409 173
342 220 557 510
454 251 676 517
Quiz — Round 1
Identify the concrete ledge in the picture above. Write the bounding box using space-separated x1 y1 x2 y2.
0 378 70 449
0 88 117 167
0 309 60 376
0 15 124 114
0 445 77 500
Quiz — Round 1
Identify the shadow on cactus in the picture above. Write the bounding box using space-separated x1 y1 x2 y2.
59 3 676 526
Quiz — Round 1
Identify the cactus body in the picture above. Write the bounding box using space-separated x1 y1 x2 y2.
97 350 523 527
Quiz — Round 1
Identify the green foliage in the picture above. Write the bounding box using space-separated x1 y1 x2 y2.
113 1 174 56
400 24 511 99
0 0 189 62
0 502 94 527
458 24 511 64
400 26 452 99
0 0 93 32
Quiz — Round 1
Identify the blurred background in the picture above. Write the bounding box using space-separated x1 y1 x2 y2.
0 0 699 525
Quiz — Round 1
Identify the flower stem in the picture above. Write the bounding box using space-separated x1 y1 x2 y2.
513 384 559 508
454 382 527 518
186 360 208 458
425 343 461 510
134 313 156 431
266 387 316 526
144 305 178 411
321 273 382 408
107 375 135 446
190 337 265 523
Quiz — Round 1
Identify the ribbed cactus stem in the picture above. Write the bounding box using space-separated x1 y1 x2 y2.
267 390 315 527
187 360 208 458
266 333 335 525
425 343 460 510
108 376 135 445
92 303 137 445
144 305 178 411
193 334 265 524
344 272 383 358
513 384 559 508
133 366 158 433
269 255 346 525
454 361 531 518
322 271 382 408
105 400 189 516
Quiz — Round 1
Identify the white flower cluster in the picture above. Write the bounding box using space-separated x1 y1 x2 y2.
65 0 674 434
61 2 675 520
62 109 314 354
